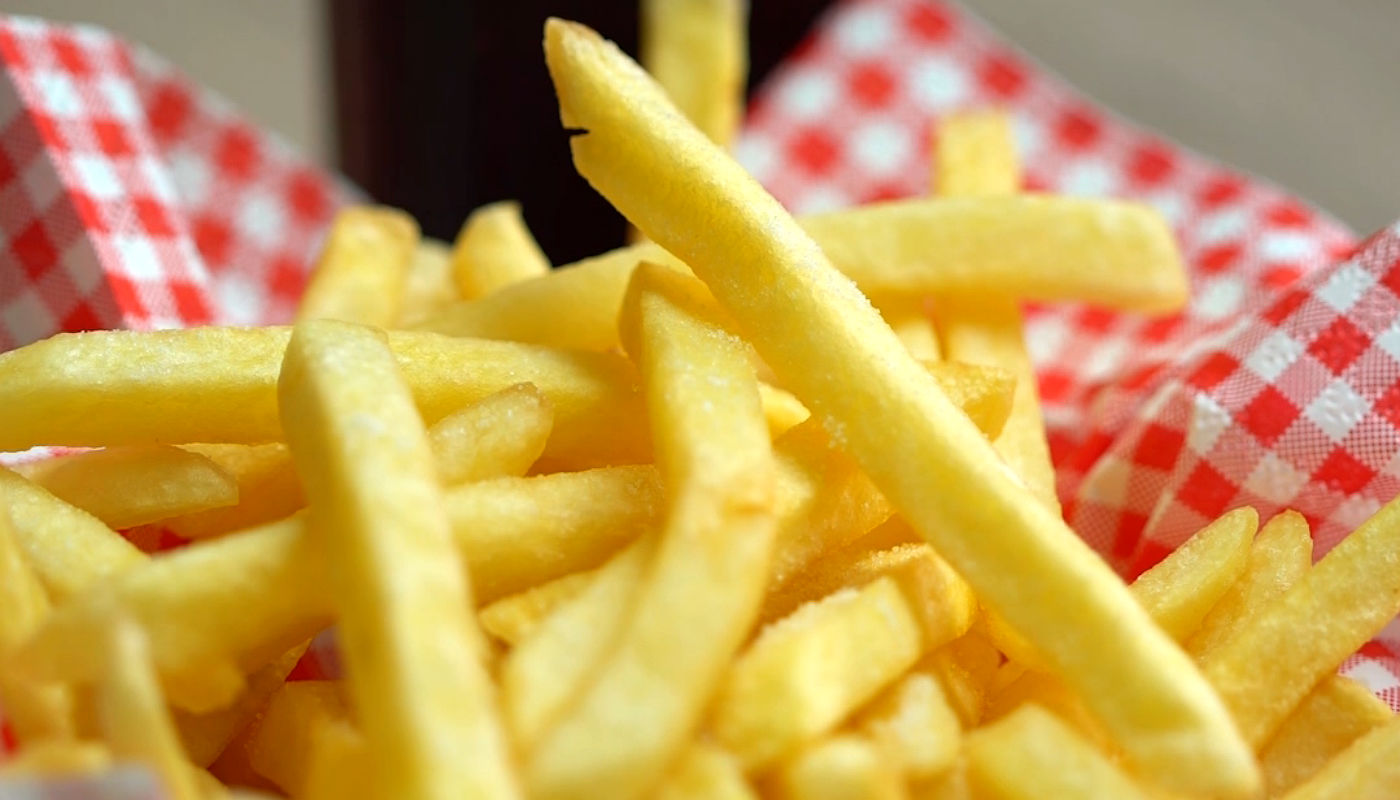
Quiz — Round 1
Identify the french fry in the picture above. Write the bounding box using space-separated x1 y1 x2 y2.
1201 494 1400 748
451 201 552 299
0 328 649 470
873 293 941 361
922 633 1002 729
641 0 746 149
245 681 347 796
1259 675 1395 797
911 758 971 800
1277 716 1400 800
759 383 810 438
524 265 778 800
166 444 304 541
0 467 145 601
278 320 517 799
654 742 757 800
964 705 1148 800
301 717 373 800
0 509 72 743
429 382 554 485
396 237 459 326
712 578 925 769
769 734 906 800
19 445 239 530
479 567 598 647
982 669 1109 751
1187 510 1312 660
297 206 418 327
174 642 309 767
544 19 1253 795
854 671 961 781
95 618 200 800
934 112 1022 198
0 740 111 776
1128 506 1257 642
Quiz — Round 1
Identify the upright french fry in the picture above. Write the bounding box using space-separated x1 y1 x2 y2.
1128 507 1257 641
1278 717 1400 800
451 201 552 299
770 734 905 800
0 328 649 469
854 671 961 781
0 509 71 742
934 112 1022 198
479 567 598 647
873 293 941 361
301 717 373 800
525 265 778 800
1201 494 1400 748
95 619 200 800
0 467 145 601
19 445 238 530
544 19 1253 795
758 383 810 437
655 742 757 800
1187 510 1312 660
297 207 418 327
397 237 459 326
174 642 309 767
246 681 347 796
965 705 1147 800
640 0 746 148
429 382 554 485
167 444 304 540
1259 675 1395 797
712 578 925 769
278 320 518 800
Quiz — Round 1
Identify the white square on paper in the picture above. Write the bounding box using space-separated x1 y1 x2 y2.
1244 330 1305 382
1316 262 1377 313
1242 452 1310 505
70 154 124 199
1187 394 1231 455
1305 378 1370 442
111 234 163 281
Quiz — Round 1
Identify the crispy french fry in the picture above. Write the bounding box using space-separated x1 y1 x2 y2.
654 742 756 800
0 328 648 469
19 445 238 530
429 382 554 485
479 567 598 647
0 467 145 601
933 111 1022 198
1129 507 1257 642
174 642 309 767
452 201 552 299
854 671 961 781
641 0 746 148
1260 675 1395 797
965 705 1147 800
245 681 347 796
0 509 72 742
544 19 1252 795
1187 510 1312 660
770 734 906 800
1201 495 1400 748
759 383 811 438
95 619 200 800
712 578 925 769
1278 716 1400 800
922 633 1002 729
298 206 418 327
279 320 517 799
873 293 941 361
525 264 778 800
166 444 303 540
302 717 373 800
911 757 971 800
397 237 459 326
0 740 111 776
983 670 1109 751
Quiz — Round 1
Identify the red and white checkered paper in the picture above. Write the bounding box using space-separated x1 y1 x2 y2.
0 0 1395 726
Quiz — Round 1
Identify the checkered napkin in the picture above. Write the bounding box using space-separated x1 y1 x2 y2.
0 0 1395 718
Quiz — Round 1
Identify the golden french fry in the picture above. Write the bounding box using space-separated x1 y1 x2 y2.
759 383 811 438
525 264 778 800
1260 675 1395 797
452 201 552 299
933 111 1021 197
1278 716 1400 800
302 717 373 800
1187 510 1312 660
0 509 72 743
911 757 971 800
872 293 941 361
922 633 1002 729
278 320 517 799
95 618 200 800
397 237 459 326
965 705 1147 799
854 671 961 781
982 669 1109 751
770 733 905 800
19 445 238 530
297 206 418 327
0 467 145 601
640 0 746 148
655 742 757 800
0 740 112 776
503 538 654 751
164 443 303 541
479 567 598 647
1201 495 1400 748
544 19 1252 795
429 382 554 485
245 681 347 796
1129 507 1257 642
174 642 309 767
0 328 648 470
712 577 925 769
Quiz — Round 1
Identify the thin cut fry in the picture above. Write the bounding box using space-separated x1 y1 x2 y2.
770 734 905 800
479 567 598 647
297 206 418 327
429 382 554 485
1128 507 1257 642
166 444 303 540
544 19 1253 795
278 320 518 799
302 717 373 800
641 0 745 148
0 509 72 742
964 705 1147 800
854 671 961 781
396 237 459 326
874 293 941 361
174 642 309 767
655 742 756 800
1278 717 1400 800
922 633 1002 728
1259 675 1395 797
246 681 347 796
451 201 551 299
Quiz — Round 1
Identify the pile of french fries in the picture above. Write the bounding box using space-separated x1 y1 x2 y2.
1 4 1399 799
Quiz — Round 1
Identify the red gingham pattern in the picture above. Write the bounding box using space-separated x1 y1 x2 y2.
0 0 1396 725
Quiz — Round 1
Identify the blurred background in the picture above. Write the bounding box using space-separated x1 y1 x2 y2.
1 0 1396 263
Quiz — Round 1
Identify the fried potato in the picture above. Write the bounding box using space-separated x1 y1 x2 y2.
922 633 1002 729
654 742 756 800
0 509 72 743
19 445 238 530
174 642 309 767
451 201 551 299
641 0 745 148
965 705 1147 800
301 717 373 800
1259 675 1395 796
0 740 111 776
873 293 941 361
278 320 517 799
297 206 418 327
758 383 811 438
1278 717 1400 800
854 671 961 781
544 19 1252 795
245 681 347 797
769 734 905 800
479 567 598 647
982 669 1109 751
429 382 554 485
166 444 303 540
396 237 459 326
1129 507 1257 641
